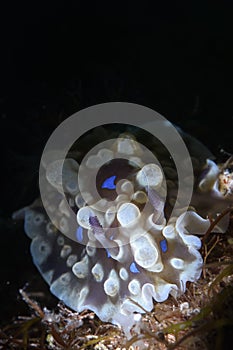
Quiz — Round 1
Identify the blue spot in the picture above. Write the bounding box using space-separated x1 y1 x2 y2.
76 226 83 242
106 249 111 258
130 261 140 274
101 175 116 190
160 239 168 253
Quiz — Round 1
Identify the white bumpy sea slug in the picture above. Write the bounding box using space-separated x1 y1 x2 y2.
13 123 232 337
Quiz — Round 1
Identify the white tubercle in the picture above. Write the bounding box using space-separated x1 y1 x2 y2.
97 148 114 163
117 203 141 227
76 206 95 229
136 163 163 188
91 263 104 282
104 269 120 297
131 235 161 271
128 279 141 296
116 137 140 155
162 225 176 239
85 149 114 169
119 267 129 280
170 258 185 270
46 158 79 193
75 192 86 208
116 179 134 196
105 206 116 226
132 191 148 204
72 255 89 279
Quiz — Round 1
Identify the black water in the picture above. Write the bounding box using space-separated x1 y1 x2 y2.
1 1 233 331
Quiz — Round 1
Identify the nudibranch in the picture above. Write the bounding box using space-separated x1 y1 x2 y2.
13 124 232 336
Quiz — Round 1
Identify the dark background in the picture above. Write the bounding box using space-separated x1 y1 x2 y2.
1 0 233 324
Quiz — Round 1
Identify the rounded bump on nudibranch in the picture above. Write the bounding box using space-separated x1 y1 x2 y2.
116 179 134 196
59 217 69 234
152 262 164 272
75 192 86 208
66 254 78 267
23 209 46 238
117 202 140 227
128 279 141 296
162 225 176 239
72 255 89 279
98 148 114 161
33 213 45 225
64 178 79 195
86 244 96 256
119 267 129 281
133 236 159 269
115 135 140 155
60 244 72 258
104 269 120 297
85 149 114 169
132 190 148 204
57 235 65 246
91 263 104 282
104 206 116 226
59 272 72 285
170 258 185 270
46 222 56 235
46 158 79 194
32 239 52 265
136 163 163 188
76 206 95 229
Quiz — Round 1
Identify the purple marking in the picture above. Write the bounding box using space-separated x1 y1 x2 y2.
160 239 168 253
130 261 140 274
102 175 117 190
76 226 83 242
